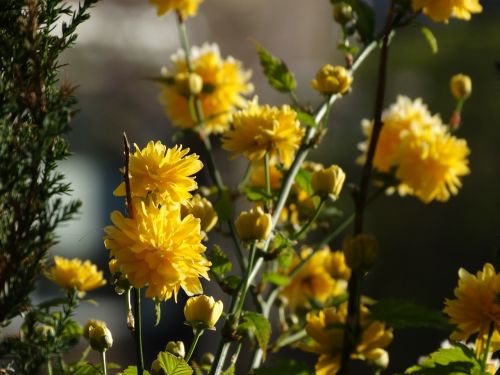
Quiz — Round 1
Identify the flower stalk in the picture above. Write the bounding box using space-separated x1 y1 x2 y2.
186 329 204 362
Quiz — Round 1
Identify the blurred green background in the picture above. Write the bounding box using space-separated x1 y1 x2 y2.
30 0 500 372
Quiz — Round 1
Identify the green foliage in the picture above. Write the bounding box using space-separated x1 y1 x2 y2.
155 299 162 326
157 351 193 375
262 272 290 286
252 359 312 375
244 187 274 202
0 0 98 328
296 112 316 127
238 311 271 359
254 42 297 93
420 26 439 54
370 299 453 331
294 169 313 195
403 344 481 374
330 0 375 43
221 364 235 375
209 245 233 278
122 366 151 375
214 189 233 221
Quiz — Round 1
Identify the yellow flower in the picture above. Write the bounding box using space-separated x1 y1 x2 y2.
181 194 218 233
325 251 351 281
444 263 500 342
281 248 347 311
358 96 470 203
342 234 378 272
450 73 472 100
149 0 204 19
311 65 353 96
184 295 223 330
114 141 202 206
223 98 305 167
304 303 393 375
83 320 113 352
412 0 482 22
46 256 106 293
311 164 346 199
160 43 253 134
104 200 210 301
235 206 272 242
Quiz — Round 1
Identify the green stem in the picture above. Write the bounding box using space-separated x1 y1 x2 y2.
264 152 271 209
480 323 494 372
47 360 53 375
186 329 204 362
271 329 307 352
233 243 258 319
292 198 326 240
133 288 144 375
100 351 108 375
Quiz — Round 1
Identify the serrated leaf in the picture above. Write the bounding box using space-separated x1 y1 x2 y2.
209 245 233 278
157 352 193 375
155 299 162 326
252 359 312 375
404 345 480 374
331 0 375 43
239 312 271 359
214 189 233 222
295 169 313 195
370 299 453 331
421 26 438 54
263 272 290 286
121 366 151 375
254 42 297 93
221 364 235 375
296 112 316 127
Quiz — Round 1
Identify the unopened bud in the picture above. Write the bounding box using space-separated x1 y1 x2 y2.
83 319 113 352
184 295 224 330
175 72 203 97
333 3 353 25
235 206 272 242
311 164 346 200
311 64 353 96
201 352 214 366
181 194 218 234
342 234 378 271
369 348 390 369
35 324 55 339
166 341 186 358
450 74 472 100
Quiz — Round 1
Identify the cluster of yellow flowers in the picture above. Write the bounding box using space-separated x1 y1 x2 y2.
358 96 470 203
412 0 482 23
104 140 214 301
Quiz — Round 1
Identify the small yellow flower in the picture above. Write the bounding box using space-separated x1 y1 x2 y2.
325 251 351 281
450 74 472 100
83 320 113 352
46 256 106 293
184 295 223 330
304 303 393 375
412 0 482 23
281 247 347 311
311 165 346 199
181 194 218 233
222 98 305 167
342 234 378 272
235 206 272 242
444 263 500 342
114 141 203 206
149 0 204 19
160 43 253 134
104 200 210 301
311 65 353 96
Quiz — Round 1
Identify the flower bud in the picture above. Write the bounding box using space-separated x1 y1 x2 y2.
165 341 186 358
174 72 203 97
311 165 346 199
83 319 113 352
201 352 215 366
181 194 218 233
342 234 378 271
235 206 272 242
369 348 390 369
35 324 55 340
333 3 353 25
184 295 224 330
108 259 120 275
450 74 472 100
311 65 353 95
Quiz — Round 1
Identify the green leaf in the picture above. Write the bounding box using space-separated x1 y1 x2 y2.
154 299 162 326
404 344 480 374
295 169 313 195
244 187 273 202
370 299 453 331
221 364 235 375
121 366 151 375
331 0 375 43
62 319 83 341
239 312 271 359
252 359 312 375
157 351 193 375
263 272 291 286
209 245 233 278
254 42 297 93
214 189 233 222
72 363 102 375
220 275 241 294
421 26 438 54
296 112 316 127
